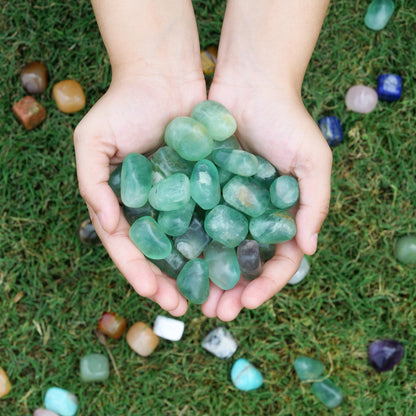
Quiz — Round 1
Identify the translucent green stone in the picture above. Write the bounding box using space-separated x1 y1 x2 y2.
129 216 172 259
249 210 296 244
148 173 190 211
312 379 343 409
395 235 416 264
123 203 158 225
237 239 262 280
213 135 240 151
364 0 394 31
252 156 278 188
152 246 187 279
204 205 248 248
258 243 275 262
164 116 213 161
269 176 299 210
158 199 195 236
80 353 110 382
212 149 258 177
204 241 241 290
108 165 121 197
294 356 324 381
217 166 234 186
121 153 153 208
191 100 237 141
177 258 210 304
223 176 270 217
190 159 221 210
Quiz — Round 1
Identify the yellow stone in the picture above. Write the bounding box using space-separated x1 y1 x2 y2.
126 322 159 357
52 80 86 113
0 367 11 398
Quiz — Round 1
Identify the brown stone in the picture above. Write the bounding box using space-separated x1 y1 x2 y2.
97 311 127 339
0 367 11 398
12 96 46 130
21 61 49 94
52 80 86 113
201 46 218 75
126 322 159 357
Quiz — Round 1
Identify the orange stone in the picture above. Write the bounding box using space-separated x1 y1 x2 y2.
126 322 159 357
21 61 49 94
0 367 11 398
12 96 46 130
97 311 127 339
201 46 218 75
52 80 86 113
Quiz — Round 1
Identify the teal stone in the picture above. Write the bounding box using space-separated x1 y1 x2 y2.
108 164 121 197
176 258 210 304
312 379 343 409
249 210 296 244
191 100 237 141
212 149 258 177
44 387 78 416
212 135 240 151
152 246 187 279
190 159 221 210
150 146 194 182
158 199 195 236
204 241 241 290
148 173 191 211
294 356 324 381
237 239 262 280
365 0 395 31
270 175 299 210
164 116 213 161
252 156 278 188
258 243 276 262
121 153 153 208
217 166 234 186
231 358 263 391
129 216 172 260
204 205 248 248
395 235 416 264
223 176 270 217
80 353 110 382
123 203 158 225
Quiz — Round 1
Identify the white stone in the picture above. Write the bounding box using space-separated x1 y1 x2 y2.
288 256 310 285
153 315 185 341
201 327 238 359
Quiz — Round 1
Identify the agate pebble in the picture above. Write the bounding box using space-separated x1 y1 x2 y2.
21 61 49 94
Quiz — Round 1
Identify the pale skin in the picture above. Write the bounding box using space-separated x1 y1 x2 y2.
74 0 332 321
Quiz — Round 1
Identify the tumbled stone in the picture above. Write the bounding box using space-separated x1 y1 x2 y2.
365 0 395 31
204 205 248 248
21 61 49 94
97 311 127 339
0 367 11 398
190 159 221 210
201 327 238 359
44 387 78 416
237 239 262 280
164 116 213 161
249 210 296 244
270 176 299 210
153 315 185 341
123 203 158 225
212 149 258 177
369 339 404 372
217 166 234 186
13 95 46 130
223 176 270 217
200 46 217 75
293 356 324 381
121 153 153 208
288 256 310 285
152 246 187 278
80 353 110 382
395 235 416 264
150 146 194 182
345 85 378 114
52 79 85 113
312 379 343 409
212 135 240 151
129 216 172 259
377 74 402 102
33 409 59 416
231 358 263 391
77 218 101 246
126 322 159 357
204 241 241 290
252 156 278 188
177 258 210 304
158 199 195 236
108 165 122 197
259 243 275 262
318 116 344 147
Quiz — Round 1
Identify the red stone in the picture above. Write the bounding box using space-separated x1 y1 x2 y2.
98 311 127 339
12 96 46 130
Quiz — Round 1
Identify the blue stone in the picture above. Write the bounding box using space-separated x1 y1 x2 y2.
231 358 263 391
44 387 78 416
317 116 343 147
377 74 402 102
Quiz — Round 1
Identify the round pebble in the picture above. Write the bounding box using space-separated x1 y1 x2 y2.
345 85 378 114
52 79 86 113
78 218 101 246
231 358 263 391
394 235 416 264
0 367 11 398
98 311 127 339
21 61 49 94
126 322 160 356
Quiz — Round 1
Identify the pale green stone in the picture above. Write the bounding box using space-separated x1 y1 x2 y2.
365 0 395 31
152 247 187 279
213 135 240 151
121 153 153 208
123 203 158 225
108 164 121 197
204 205 248 248
158 199 195 236
249 210 296 244
164 116 213 161
223 176 270 217
212 149 258 177
177 258 210 304
294 356 324 381
150 146 194 180
80 353 110 382
191 100 237 141
204 241 241 290
129 216 172 259
312 379 343 409
190 159 221 210
148 173 190 211
217 166 234 186
252 156 278 188
395 235 416 264
270 175 299 210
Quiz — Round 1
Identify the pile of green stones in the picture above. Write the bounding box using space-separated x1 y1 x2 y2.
108 100 299 304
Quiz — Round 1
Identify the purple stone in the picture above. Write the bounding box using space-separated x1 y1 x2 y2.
377 74 402 102
368 339 404 372
318 116 343 147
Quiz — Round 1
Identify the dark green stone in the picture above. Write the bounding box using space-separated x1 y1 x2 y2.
157 199 195 236
190 159 221 210
312 379 343 409
258 243 275 262
108 165 122 197
123 203 158 225
152 246 187 279
212 149 258 177
177 258 210 304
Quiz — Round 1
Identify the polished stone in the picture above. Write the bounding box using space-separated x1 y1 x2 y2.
108 165 121 197
200 46 217 75
259 243 275 262
78 218 101 246
318 116 344 147
44 387 78 416
129 216 172 259
293 356 324 381
177 258 210 304
152 246 187 278
80 353 110 382
126 322 160 357
365 0 395 30
123 203 158 225
212 135 240 152
270 176 299 210
288 256 310 285
237 239 262 280
150 146 194 181
395 235 416 264
377 74 402 102
190 159 221 210
212 149 258 177
201 327 238 359
21 61 49 94
312 379 343 409
158 199 195 236
33 409 59 416
345 85 378 114
369 339 404 372
13 95 46 130
231 358 263 391
153 315 185 341
252 156 278 188
0 367 11 398
217 166 234 186
97 311 127 339
52 79 85 113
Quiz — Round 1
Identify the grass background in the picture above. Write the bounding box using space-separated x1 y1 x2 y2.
1 0 415 415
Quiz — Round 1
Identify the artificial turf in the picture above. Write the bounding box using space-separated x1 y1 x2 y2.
1 0 415 415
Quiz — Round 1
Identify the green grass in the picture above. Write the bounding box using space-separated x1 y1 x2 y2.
1 0 415 415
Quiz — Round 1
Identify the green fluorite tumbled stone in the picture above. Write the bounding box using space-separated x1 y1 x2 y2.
294 356 324 381
212 149 258 177
123 203 158 225
204 241 241 290
108 164 122 197
270 175 299 210
191 100 237 141
129 216 172 259
312 379 343 409
121 153 153 208
364 0 395 31
80 353 110 382
164 116 213 161
252 156 278 188
177 258 210 304
190 159 221 210
148 173 190 211
395 235 416 264
158 199 195 236
152 247 187 279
